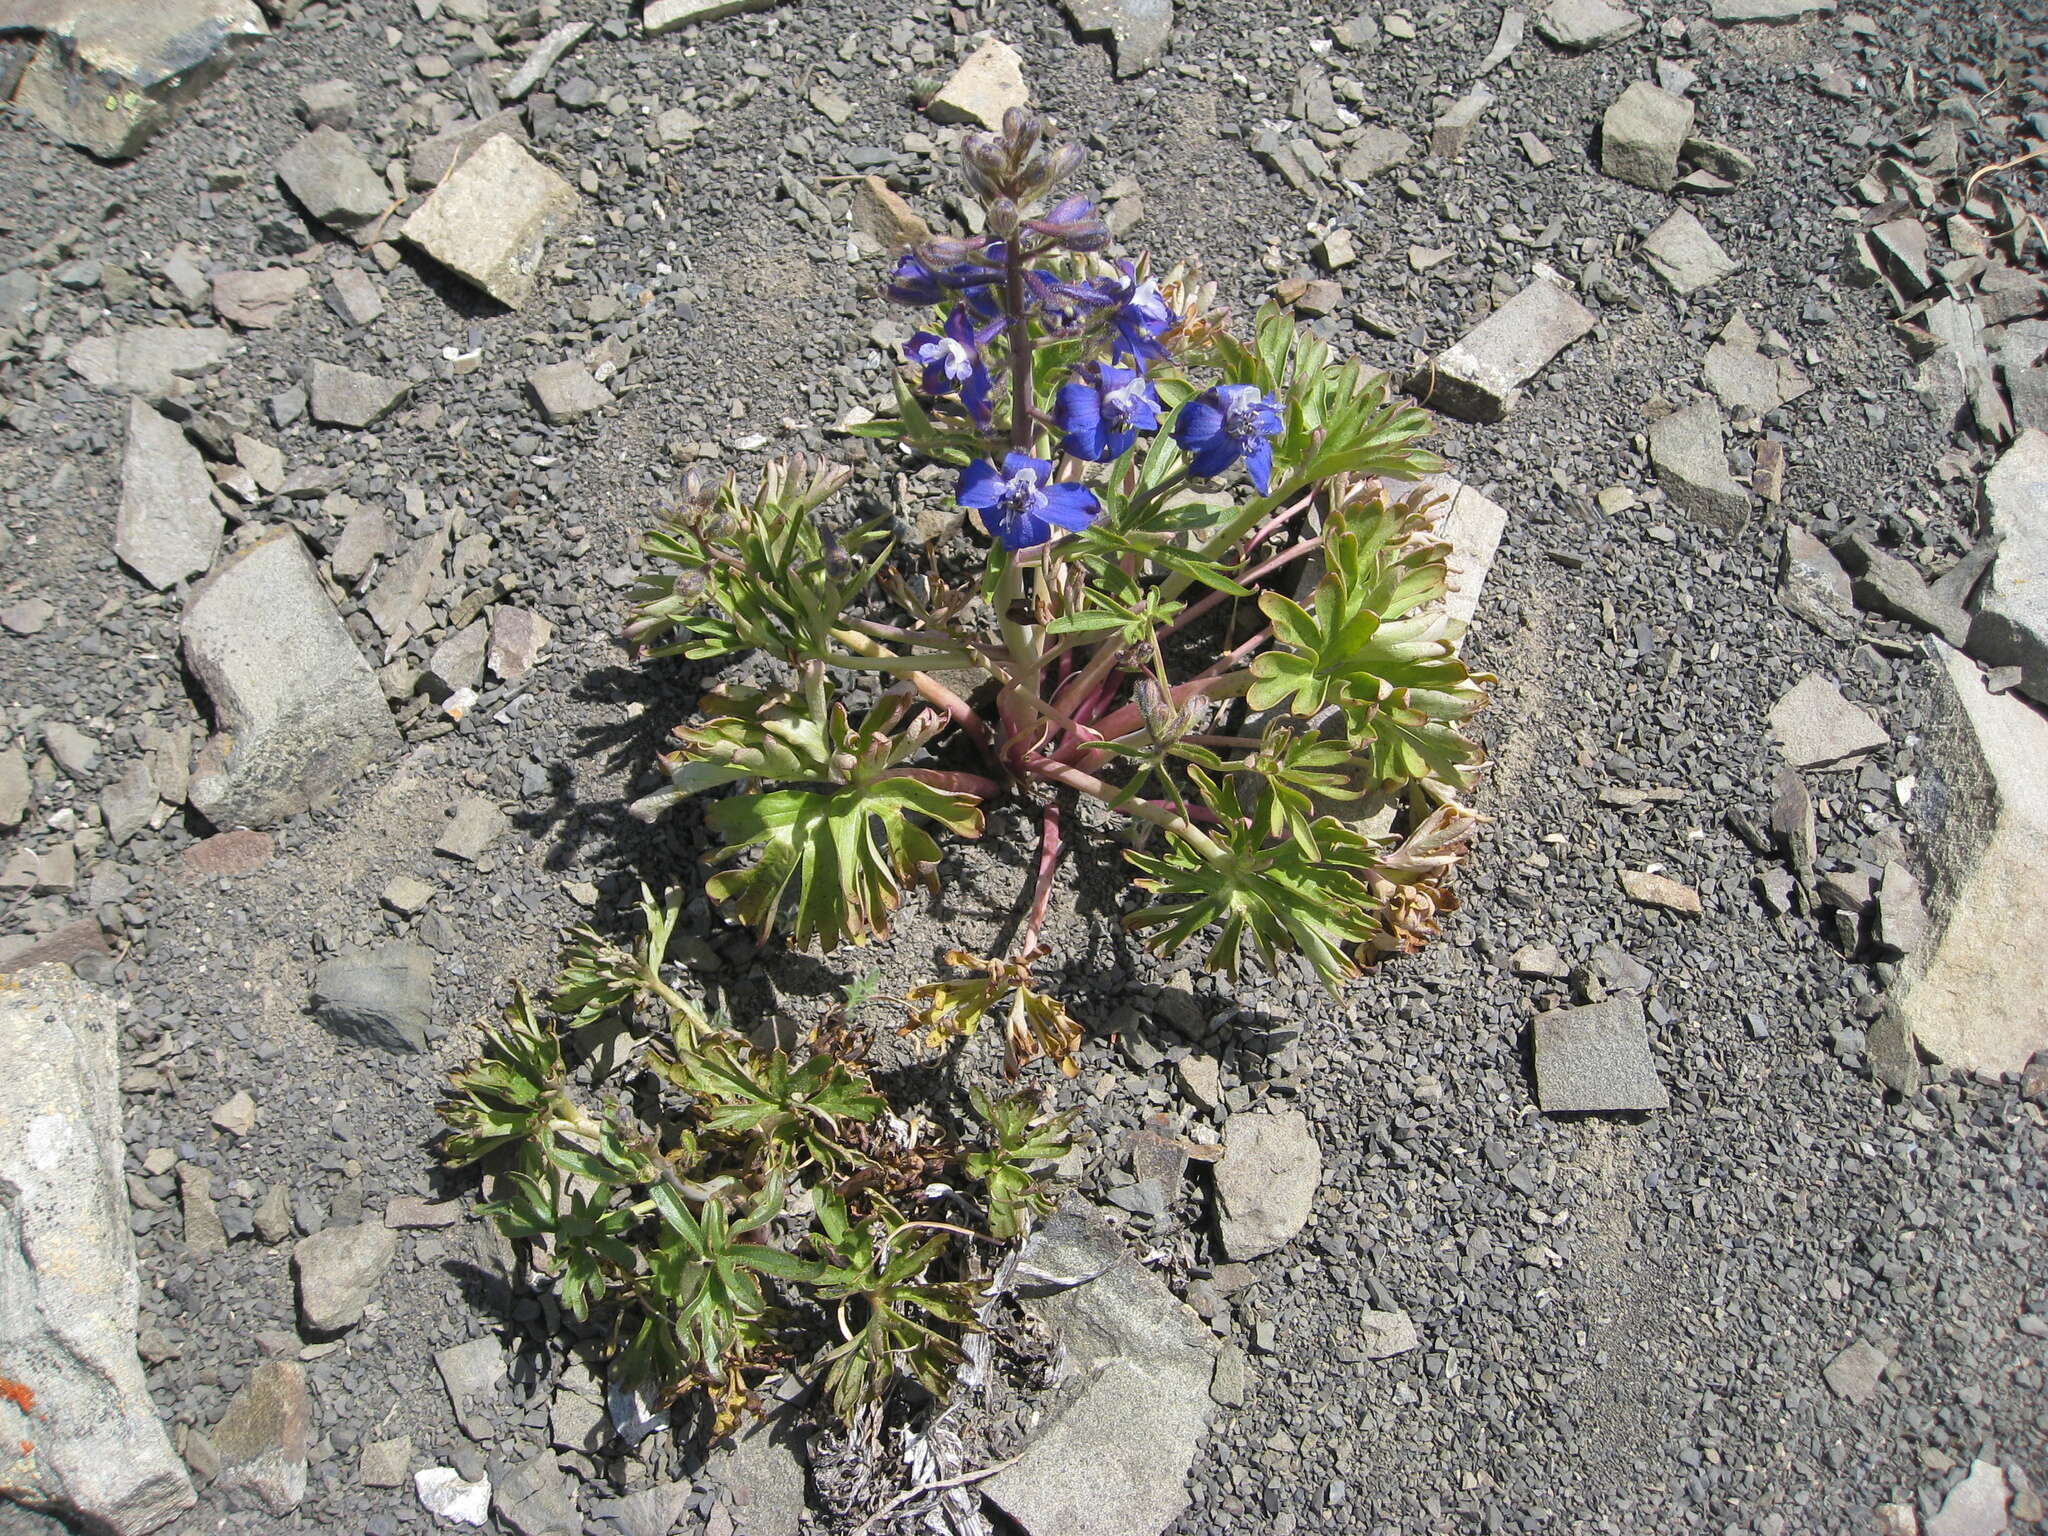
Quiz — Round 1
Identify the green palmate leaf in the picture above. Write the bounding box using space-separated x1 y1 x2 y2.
1221 725 1381 858
1124 769 1386 985
964 1087 1075 1240
548 885 686 1029
438 987 571 1167
624 455 887 664
657 1036 885 1173
903 948 1084 1076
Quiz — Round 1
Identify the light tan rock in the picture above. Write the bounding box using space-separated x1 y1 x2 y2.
400 135 577 309
926 38 1028 129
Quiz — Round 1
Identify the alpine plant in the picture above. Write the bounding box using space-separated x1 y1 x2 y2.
627 109 1490 1075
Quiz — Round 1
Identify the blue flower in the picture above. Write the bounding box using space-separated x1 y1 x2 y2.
1054 364 1163 462
906 306 996 421
1172 384 1285 494
956 452 1102 550
1064 263 1176 364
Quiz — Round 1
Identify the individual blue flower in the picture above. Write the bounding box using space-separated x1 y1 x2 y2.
1173 384 1284 494
1054 363 1162 462
906 306 997 421
1066 263 1176 364
957 452 1102 550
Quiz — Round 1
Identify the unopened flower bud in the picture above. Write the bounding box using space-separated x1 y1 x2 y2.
985 196 1020 237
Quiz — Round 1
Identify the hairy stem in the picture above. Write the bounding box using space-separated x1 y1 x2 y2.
885 767 1005 799
1160 533 1325 643
1018 800 1064 955
1027 757 1228 860
1005 245 1034 453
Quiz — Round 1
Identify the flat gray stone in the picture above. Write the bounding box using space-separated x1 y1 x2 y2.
1648 401 1749 531
1533 997 1669 1112
311 944 434 1053
182 528 398 828
5 0 267 159
1601 80 1694 192
1407 278 1595 422
0 966 196 1535
983 1212 1216 1536
527 360 612 423
297 78 356 128
307 360 408 428
1429 88 1493 158
588 1483 693 1536
1338 125 1414 181
1212 1108 1321 1259
212 1361 311 1516
1926 1460 2011 1536
408 109 527 189
1641 209 1738 295
1967 429 2048 705
328 497 392 585
1836 534 1971 647
212 266 310 328
497 20 590 101
100 758 158 845
1822 1339 1889 1404
326 267 384 326
924 37 1027 129
1898 644 2048 1075
1768 674 1888 770
1061 0 1173 76
1534 0 1642 49
642 0 775 32
115 397 221 589
0 747 29 826
67 326 234 396
1710 0 1823 19
493 1451 579 1536
704 1411 805 1536
401 133 577 310
358 1435 411 1489
1705 319 1809 415
293 1222 396 1333
1779 526 1856 637
437 796 507 861
276 127 387 238
1358 1307 1422 1358
487 608 552 682
363 526 448 652
425 620 488 698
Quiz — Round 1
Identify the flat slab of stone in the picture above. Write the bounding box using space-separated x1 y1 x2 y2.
1533 997 1669 1112
1898 644 2048 1075
212 1360 311 1515
1534 0 1642 49
294 1222 397 1333
212 266 310 328
1338 125 1413 182
276 126 387 238
1061 0 1173 77
1641 209 1738 295
1601 80 1694 192
0 966 196 1534
924 37 1028 129
307 360 408 428
1966 429 2048 705
181 528 398 828
1709 0 1823 19
1407 278 1595 422
1648 401 1749 531
642 0 773 32
115 397 221 589
527 361 612 423
1768 674 1888 770
400 133 577 310
982 1212 1216 1536
1400 475 1508 633
311 943 434 1053
67 326 234 396
1926 1460 2011 1536
1212 1108 1320 1259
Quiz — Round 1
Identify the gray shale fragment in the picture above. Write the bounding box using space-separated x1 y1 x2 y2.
293 1221 397 1334
1966 429 2048 704
1060 0 1173 77
66 326 234 396
1768 674 1889 771
1533 996 1669 1112
311 943 435 1053
2 0 268 159
211 1360 311 1516
181 528 399 828
275 126 388 239
1406 278 1595 422
1212 1108 1321 1259
307 360 408 428
1640 209 1738 295
982 1211 1218 1536
115 396 221 589
1534 0 1642 49
400 132 577 309
641 0 775 33
0 966 196 1535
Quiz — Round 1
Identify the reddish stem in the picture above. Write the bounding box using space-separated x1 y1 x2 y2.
887 767 1005 799
1019 800 1064 953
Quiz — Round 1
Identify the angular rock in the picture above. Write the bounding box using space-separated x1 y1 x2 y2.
589 1483 694 1536
527 360 612 424
1768 674 1888 770
1705 318 1809 415
849 176 929 249
0 918 110 977
6 0 267 159
182 529 397 827
100 758 158 845
1640 209 1737 296
437 796 507 861
294 1222 396 1334
0 967 195 1535
493 1451 579 1536
1926 1460 2010 1536
307 360 408 428
1835 535 1971 647
487 608 552 681
925 38 1028 129
424 621 488 698
1358 1308 1421 1358
276 127 387 238
1534 0 1641 49
408 109 526 188
297 78 356 128
115 397 221 589
211 1360 311 1516
211 267 310 328
1709 0 1823 19
1473 7 1523 74
326 266 384 326
1212 1109 1320 1259
1648 401 1748 531
416 1466 492 1525
1897 644 2048 1074
359 1435 411 1488
704 1409 806 1536
67 326 234 396
1779 526 1856 637
1876 860 1931 957
1061 0 1172 77
311 944 434 1053
0 747 28 826
1406 278 1595 422
1822 1339 1889 1403
363 526 447 650
641 0 774 32
1967 429 2048 705
1600 81 1694 192
1429 88 1493 158
401 134 577 309
498 20 590 102
982 1212 1216 1536
1338 126 1413 182
179 828 272 878
1533 997 1668 1112
1619 869 1702 915
328 497 392 585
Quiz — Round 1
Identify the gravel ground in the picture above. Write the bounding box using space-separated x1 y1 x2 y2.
1 0 2044 1532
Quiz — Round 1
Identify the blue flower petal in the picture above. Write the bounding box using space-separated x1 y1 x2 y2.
1242 438 1274 495
1054 379 1106 460
1173 396 1227 454
1002 451 1054 482
1037 482 1102 532
956 459 1002 511
994 508 1052 549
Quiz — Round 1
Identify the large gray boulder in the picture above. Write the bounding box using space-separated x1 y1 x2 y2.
1896 645 2048 1075
0 966 194 1534
1967 429 2048 705
181 527 398 828
982 1211 1218 1536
